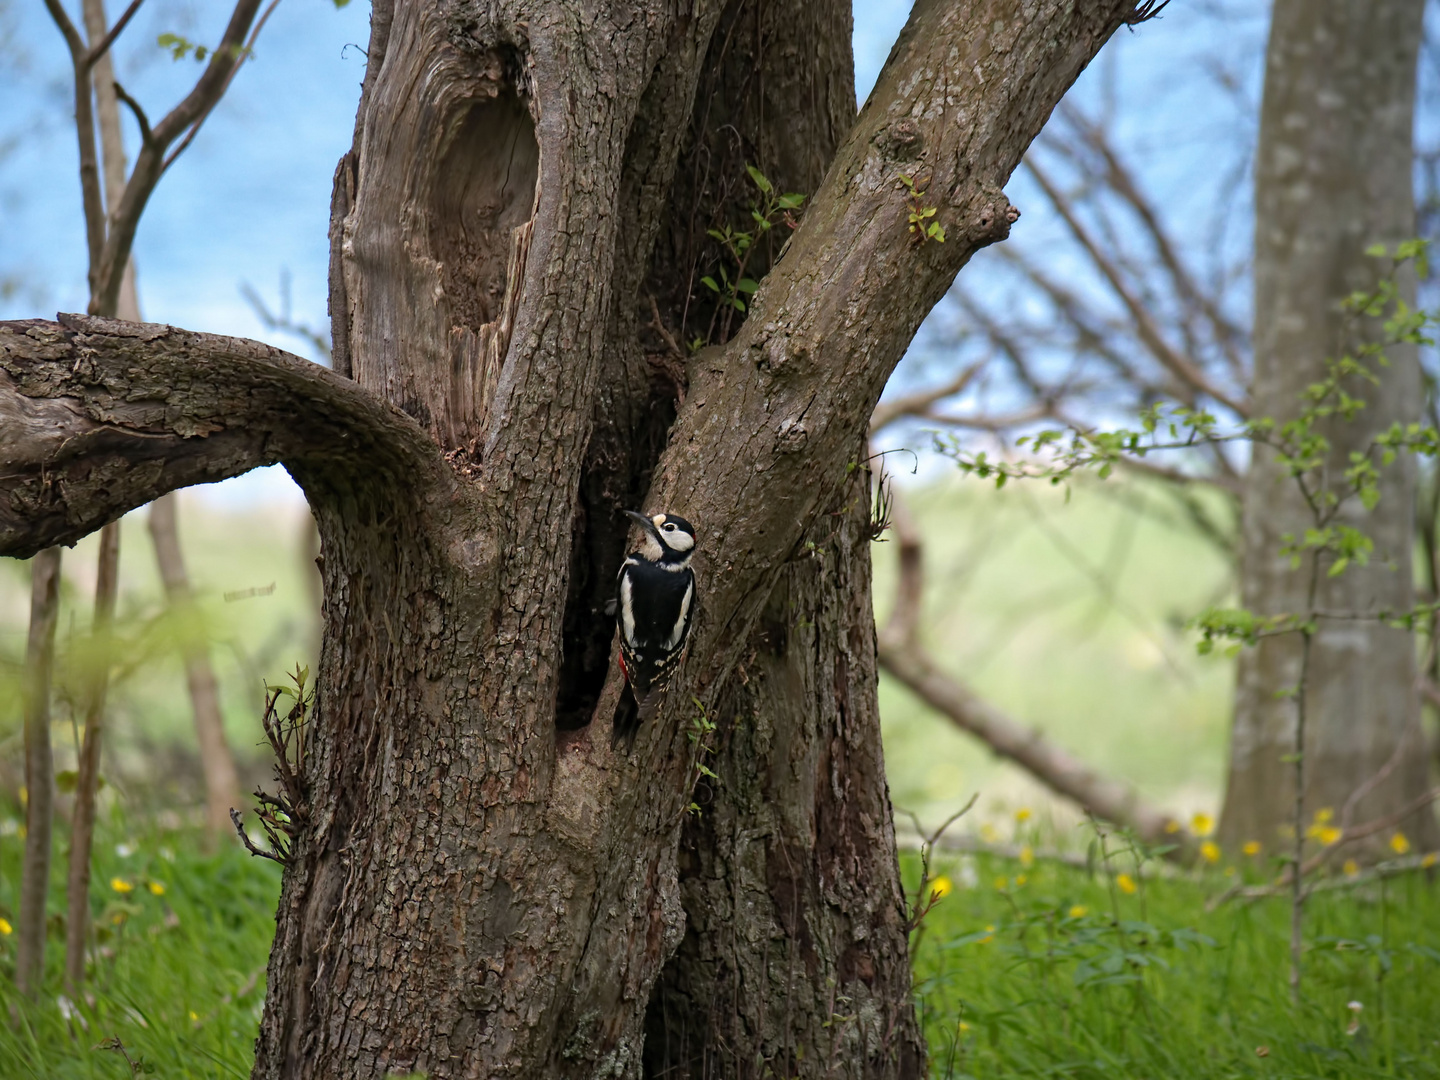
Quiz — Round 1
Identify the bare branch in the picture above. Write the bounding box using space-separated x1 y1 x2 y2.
654 0 1154 712
876 489 1181 847
870 360 986 435
1025 156 1250 418
111 81 154 146
43 0 107 290
0 316 446 556
161 0 282 174
91 0 265 316
82 0 146 72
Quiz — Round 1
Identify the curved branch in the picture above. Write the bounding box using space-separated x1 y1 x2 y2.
0 316 445 557
877 491 1181 848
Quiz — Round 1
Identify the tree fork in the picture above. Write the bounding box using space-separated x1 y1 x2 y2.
2 0 1155 1073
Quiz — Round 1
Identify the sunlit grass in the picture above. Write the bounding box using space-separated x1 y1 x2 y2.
0 811 280 1079
907 837 1440 1079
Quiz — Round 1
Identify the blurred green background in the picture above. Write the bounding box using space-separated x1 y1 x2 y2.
0 471 1236 841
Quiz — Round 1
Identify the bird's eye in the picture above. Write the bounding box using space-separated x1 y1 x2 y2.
664 523 675 531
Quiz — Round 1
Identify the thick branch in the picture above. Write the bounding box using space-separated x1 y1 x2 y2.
0 316 445 557
655 0 1152 703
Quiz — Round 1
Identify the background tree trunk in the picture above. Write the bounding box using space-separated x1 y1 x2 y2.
148 493 243 842
1221 0 1439 854
17 546 62 996
64 519 120 992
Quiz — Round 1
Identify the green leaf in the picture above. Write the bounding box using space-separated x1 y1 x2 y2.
776 193 805 209
745 164 772 193
735 278 760 294
56 769 78 794
700 276 720 293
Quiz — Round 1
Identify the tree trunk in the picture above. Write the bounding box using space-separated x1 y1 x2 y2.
1221 0 1438 854
64 519 120 992
17 547 62 996
1 0 1152 1071
149 492 243 841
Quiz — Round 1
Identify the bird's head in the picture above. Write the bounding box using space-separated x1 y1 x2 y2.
624 510 696 564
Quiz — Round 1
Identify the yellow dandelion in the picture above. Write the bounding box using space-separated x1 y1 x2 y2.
978 924 995 944
929 876 953 899
0 918 11 935
958 1021 971 1033
111 912 126 925
110 877 133 894
189 1010 200 1023
1015 874 1028 887
994 876 1008 891
1315 825 1342 846
1343 859 1360 878
980 823 999 843
1164 820 1181 834
1313 807 1334 825
1015 807 1032 823
1422 852 1437 869
1068 905 1087 918
1190 812 1215 837
1389 832 1410 856
1199 840 1221 864
147 881 166 896
1116 873 1138 895
1019 845 1035 868
1242 840 1261 857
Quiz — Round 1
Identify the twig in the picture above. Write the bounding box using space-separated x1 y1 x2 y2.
647 294 685 360
1025 156 1249 418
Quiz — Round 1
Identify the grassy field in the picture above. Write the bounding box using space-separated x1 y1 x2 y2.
907 835 1440 1080
3 472 1436 1077
1 814 1435 1078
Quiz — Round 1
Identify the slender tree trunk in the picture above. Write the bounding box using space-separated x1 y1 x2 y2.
149 493 242 840
1221 0 1439 854
17 547 62 996
63 520 120 993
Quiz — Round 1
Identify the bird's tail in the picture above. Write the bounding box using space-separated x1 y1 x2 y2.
612 682 642 750
612 681 666 751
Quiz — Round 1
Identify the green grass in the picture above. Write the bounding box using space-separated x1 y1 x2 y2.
906 838 1440 1079
0 813 280 1079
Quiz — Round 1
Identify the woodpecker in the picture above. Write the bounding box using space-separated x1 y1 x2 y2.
613 509 697 746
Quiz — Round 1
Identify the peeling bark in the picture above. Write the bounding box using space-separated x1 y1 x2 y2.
0 0 1150 1073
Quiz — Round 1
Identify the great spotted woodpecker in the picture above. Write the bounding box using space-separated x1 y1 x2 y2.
613 510 696 746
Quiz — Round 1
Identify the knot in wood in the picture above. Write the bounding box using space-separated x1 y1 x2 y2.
775 415 809 453
875 119 924 162
965 189 1020 247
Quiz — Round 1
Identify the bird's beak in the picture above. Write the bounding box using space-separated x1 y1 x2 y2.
624 509 661 540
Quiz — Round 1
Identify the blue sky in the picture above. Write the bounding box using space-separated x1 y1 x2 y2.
0 0 1264 503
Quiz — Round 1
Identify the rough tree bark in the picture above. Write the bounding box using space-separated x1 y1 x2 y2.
0 0 1155 1073
1220 0 1439 854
